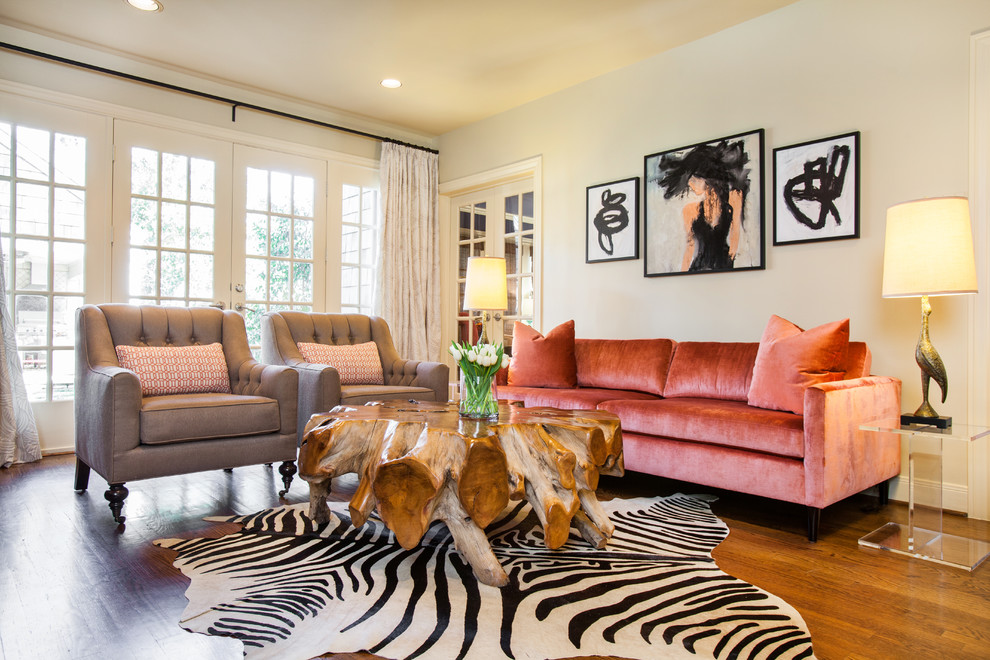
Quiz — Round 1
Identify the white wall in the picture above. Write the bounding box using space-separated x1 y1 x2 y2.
438 0 990 508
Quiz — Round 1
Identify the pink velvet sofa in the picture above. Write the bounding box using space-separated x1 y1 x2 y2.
497 337 902 541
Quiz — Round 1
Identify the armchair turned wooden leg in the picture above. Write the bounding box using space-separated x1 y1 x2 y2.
806 506 821 542
278 461 296 498
74 458 91 491
105 483 129 524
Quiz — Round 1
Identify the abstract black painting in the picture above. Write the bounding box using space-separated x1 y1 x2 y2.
586 176 639 263
773 131 860 245
643 129 765 277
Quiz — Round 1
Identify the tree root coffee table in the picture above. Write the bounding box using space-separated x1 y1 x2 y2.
298 400 624 586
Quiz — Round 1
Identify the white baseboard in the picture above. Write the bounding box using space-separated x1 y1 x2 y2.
890 477 969 516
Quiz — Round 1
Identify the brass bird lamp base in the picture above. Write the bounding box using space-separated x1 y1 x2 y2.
901 295 952 429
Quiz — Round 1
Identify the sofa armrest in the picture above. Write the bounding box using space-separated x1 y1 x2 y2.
386 358 450 402
803 375 902 508
232 360 299 438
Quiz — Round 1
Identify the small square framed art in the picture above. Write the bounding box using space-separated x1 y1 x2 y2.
586 176 639 263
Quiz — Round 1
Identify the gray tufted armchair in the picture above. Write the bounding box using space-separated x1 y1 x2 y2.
261 311 449 442
73 304 299 524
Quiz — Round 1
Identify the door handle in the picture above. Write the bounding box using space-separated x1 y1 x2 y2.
235 303 260 314
208 301 226 310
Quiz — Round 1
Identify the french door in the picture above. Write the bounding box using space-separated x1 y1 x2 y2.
111 121 327 350
451 179 537 353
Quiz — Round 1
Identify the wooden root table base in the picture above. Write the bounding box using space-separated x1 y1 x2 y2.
298 400 624 587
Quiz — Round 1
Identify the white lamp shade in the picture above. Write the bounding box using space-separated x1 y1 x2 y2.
882 196 978 298
463 256 508 311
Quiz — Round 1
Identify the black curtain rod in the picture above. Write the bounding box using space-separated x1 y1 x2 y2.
0 41 439 155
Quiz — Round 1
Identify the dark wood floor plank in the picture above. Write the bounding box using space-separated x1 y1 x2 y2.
1 454 988 660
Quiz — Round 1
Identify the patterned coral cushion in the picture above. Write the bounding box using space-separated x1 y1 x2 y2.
297 341 385 385
115 343 232 397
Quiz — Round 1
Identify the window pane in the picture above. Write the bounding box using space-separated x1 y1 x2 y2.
293 262 312 303
16 126 50 182
53 242 84 292
269 261 289 301
342 185 359 218
20 350 47 401
293 218 313 259
129 247 157 296
15 182 50 236
131 147 158 196
51 349 74 400
54 188 85 239
245 258 266 300
0 180 9 234
54 133 86 186
15 294 48 346
189 206 214 251
294 175 314 217
0 123 11 177
270 171 291 214
161 152 189 201
246 167 268 211
15 239 48 290
130 198 158 246
270 216 290 258
245 212 267 256
188 253 213 299
161 202 187 249
341 266 358 305
190 157 214 204
53 295 82 347
361 227 376 266
341 225 359 263
504 235 519 275
160 251 186 298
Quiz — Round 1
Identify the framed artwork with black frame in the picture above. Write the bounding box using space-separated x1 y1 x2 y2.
586 176 639 263
772 131 860 245
643 129 765 277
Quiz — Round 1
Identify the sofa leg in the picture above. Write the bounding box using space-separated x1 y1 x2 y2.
105 483 129 524
74 458 91 492
878 480 890 507
278 461 296 498
806 506 821 542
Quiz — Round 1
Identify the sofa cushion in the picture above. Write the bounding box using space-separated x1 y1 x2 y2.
508 320 577 387
747 315 850 415
498 385 659 410
663 342 759 401
598 397 806 459
575 338 675 396
844 342 871 379
297 340 385 385
115 342 231 397
140 393 279 444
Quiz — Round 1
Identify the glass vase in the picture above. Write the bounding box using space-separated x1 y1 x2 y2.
459 371 499 421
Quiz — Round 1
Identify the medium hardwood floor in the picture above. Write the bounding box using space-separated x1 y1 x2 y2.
1 454 988 660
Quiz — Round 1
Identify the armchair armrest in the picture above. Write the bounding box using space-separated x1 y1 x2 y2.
386 358 450 402
803 375 902 508
232 361 299 438
74 364 143 480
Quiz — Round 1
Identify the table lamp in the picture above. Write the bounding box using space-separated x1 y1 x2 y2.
882 196 978 428
463 256 508 345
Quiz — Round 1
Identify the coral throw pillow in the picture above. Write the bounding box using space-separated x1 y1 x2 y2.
508 320 577 388
297 341 384 385
747 315 850 415
115 343 231 397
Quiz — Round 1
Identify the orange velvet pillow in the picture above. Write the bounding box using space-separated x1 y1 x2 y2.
507 320 577 388
747 315 850 415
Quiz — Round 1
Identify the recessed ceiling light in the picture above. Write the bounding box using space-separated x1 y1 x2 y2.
124 0 163 12
380 79 402 89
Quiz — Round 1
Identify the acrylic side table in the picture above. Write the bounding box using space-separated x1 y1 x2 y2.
858 422 990 571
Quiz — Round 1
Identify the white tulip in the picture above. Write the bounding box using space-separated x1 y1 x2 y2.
501 355 510 369
467 349 477 363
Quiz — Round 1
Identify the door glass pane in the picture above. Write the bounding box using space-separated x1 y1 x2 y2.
54 133 86 186
19 350 46 401
15 239 48 290
53 295 83 347
53 241 84 292
15 127 50 182
15 294 48 346
340 184 379 315
0 123 11 178
128 147 217 305
54 188 85 238
51 349 74 400
15 183 49 236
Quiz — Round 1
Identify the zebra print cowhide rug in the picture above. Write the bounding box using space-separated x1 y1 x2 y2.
154 494 816 660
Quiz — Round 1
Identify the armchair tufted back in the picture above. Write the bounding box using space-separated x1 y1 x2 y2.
262 311 407 383
77 304 260 394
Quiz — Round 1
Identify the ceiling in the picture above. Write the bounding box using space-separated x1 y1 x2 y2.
0 0 796 137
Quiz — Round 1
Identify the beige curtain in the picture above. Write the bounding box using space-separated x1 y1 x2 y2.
379 142 441 362
0 241 41 468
